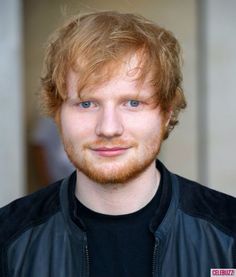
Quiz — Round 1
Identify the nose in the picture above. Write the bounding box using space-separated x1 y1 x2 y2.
95 106 124 138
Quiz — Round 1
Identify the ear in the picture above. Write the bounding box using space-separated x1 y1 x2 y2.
54 109 61 129
165 109 173 127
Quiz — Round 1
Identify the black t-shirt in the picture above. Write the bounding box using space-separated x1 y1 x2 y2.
75 176 162 277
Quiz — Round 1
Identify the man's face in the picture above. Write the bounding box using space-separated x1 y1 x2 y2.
60 55 167 184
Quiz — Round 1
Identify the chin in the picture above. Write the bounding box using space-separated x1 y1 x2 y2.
76 156 156 185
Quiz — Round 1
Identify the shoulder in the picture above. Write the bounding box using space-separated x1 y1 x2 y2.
176 174 236 236
0 180 62 247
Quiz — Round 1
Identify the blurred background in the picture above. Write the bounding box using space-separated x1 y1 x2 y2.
0 0 236 206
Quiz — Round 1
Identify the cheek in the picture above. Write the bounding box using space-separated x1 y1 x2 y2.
60 114 73 136
61 112 95 140
60 108 78 138
123 114 163 138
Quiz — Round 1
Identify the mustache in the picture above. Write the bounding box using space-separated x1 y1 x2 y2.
83 139 138 148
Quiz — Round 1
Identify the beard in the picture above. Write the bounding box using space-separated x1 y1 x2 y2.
62 131 164 185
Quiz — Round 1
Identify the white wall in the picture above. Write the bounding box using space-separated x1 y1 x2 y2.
207 0 236 195
0 0 25 206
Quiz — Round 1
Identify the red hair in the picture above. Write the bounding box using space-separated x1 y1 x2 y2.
40 11 186 138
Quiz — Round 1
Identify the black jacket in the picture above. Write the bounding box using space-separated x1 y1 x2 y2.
0 161 235 277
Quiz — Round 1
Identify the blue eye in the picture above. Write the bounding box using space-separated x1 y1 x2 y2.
79 101 92 108
128 100 140 107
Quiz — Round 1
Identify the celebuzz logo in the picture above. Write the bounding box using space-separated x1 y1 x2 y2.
211 269 236 276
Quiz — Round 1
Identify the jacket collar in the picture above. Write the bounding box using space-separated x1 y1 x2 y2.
59 159 179 235
149 160 173 232
151 160 180 239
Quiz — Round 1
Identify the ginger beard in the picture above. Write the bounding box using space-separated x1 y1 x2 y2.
61 126 165 185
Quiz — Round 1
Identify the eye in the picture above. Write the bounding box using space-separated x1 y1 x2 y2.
127 100 140 107
79 101 93 108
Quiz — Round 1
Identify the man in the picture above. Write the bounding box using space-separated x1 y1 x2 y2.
0 11 235 277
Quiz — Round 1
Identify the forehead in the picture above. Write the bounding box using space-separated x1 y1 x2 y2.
66 53 154 99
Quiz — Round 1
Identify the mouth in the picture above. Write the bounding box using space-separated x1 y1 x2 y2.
90 146 131 157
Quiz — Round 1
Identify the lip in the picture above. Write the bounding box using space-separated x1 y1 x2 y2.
91 147 130 157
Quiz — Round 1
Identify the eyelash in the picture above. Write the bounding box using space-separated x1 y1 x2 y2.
75 100 142 109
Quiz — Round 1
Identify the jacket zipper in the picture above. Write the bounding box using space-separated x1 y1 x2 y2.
84 236 90 277
152 238 159 276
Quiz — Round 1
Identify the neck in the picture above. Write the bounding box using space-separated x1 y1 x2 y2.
75 161 160 215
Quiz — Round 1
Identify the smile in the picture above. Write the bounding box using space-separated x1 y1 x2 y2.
91 147 130 157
